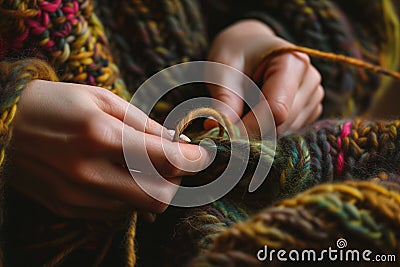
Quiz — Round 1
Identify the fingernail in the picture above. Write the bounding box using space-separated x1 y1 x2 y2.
179 134 191 143
166 129 191 142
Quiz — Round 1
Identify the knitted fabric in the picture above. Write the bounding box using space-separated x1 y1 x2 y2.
0 1 399 267
158 117 400 267
186 180 400 267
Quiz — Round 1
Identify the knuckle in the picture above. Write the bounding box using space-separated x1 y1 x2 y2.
302 54 311 65
317 104 323 115
70 159 88 180
70 158 88 177
317 86 325 102
294 52 311 65
312 68 322 84
85 116 105 141
272 100 289 125
144 118 160 134
85 116 120 150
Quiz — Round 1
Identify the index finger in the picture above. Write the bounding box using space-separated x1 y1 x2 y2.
123 126 213 178
257 52 309 125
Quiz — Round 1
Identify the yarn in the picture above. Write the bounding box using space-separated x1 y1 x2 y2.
95 0 207 102
0 0 130 100
170 46 400 200
0 1 206 266
172 107 236 142
69 44 400 267
0 58 58 184
0 1 400 267
162 102 400 266
172 115 400 208
186 180 400 267
256 46 400 82
0 58 58 267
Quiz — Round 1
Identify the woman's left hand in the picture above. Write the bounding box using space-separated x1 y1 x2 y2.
207 19 324 136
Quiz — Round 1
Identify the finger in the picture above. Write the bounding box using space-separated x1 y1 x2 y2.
305 104 323 126
122 125 212 177
89 161 181 214
10 156 132 220
93 86 173 140
290 84 324 129
275 68 323 134
46 154 181 214
89 115 212 176
259 52 310 125
277 86 324 135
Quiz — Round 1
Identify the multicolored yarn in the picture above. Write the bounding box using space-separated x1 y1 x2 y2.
0 0 130 99
163 116 400 266
186 180 400 267
0 1 207 266
0 59 57 169
155 100 400 266
172 94 400 202
0 58 58 187
94 0 207 103
0 1 399 267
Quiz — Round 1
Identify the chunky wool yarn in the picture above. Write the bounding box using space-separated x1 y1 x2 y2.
186 180 400 267
0 1 399 267
162 116 400 267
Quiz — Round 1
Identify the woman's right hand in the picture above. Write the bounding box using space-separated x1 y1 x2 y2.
8 80 211 220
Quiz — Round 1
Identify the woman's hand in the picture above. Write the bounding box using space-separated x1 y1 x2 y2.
207 19 324 135
8 80 211 221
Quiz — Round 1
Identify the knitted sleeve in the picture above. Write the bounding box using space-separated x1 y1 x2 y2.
201 0 400 118
0 59 58 172
0 0 131 231
0 0 130 99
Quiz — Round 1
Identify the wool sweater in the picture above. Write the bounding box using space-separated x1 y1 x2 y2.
0 0 399 266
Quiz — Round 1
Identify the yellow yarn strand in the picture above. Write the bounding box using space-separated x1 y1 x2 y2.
126 212 138 267
373 0 400 104
382 0 400 71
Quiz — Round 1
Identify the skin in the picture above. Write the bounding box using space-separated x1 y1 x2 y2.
9 80 211 221
207 20 324 135
9 20 324 221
